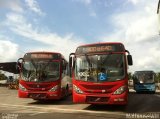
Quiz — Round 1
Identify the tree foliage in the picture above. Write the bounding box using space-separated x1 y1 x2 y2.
156 72 160 83
0 71 7 80
128 72 132 80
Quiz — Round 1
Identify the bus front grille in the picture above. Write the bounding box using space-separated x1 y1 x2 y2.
86 96 109 103
28 93 47 99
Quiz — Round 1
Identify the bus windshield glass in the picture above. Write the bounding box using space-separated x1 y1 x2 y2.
21 59 60 82
75 54 125 82
134 72 155 84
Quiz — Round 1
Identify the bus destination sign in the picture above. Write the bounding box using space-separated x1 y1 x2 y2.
87 46 113 52
76 44 125 54
24 53 61 60
31 54 53 59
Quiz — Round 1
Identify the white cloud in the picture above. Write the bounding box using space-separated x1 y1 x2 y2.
90 11 96 17
109 0 158 43
0 0 23 13
25 0 45 16
5 13 84 59
104 1 113 8
113 12 158 43
101 1 160 72
0 39 19 62
74 0 92 5
73 0 96 17
128 0 139 5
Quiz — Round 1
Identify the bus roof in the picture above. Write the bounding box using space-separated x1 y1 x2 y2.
26 51 62 55
77 42 124 47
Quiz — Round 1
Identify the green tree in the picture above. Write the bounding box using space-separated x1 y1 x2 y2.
128 72 132 80
156 72 160 83
0 71 7 80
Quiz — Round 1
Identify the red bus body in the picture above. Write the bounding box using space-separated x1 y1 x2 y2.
69 42 133 105
18 52 72 100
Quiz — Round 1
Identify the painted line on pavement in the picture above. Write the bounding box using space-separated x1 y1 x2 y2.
0 103 125 116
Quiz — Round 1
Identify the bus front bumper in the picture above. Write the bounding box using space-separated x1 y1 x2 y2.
135 84 156 92
18 90 61 100
73 91 128 105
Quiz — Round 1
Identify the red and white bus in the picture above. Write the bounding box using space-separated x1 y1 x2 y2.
69 42 133 105
17 52 72 100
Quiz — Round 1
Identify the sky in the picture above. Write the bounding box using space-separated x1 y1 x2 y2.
0 0 160 73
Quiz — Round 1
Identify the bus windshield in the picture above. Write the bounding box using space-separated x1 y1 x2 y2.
75 54 125 82
134 72 155 84
21 59 60 82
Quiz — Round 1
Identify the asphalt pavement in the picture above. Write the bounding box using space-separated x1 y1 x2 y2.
0 87 160 119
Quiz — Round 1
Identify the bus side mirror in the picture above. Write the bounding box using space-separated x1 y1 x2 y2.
69 56 72 68
16 58 24 70
69 53 75 68
127 55 133 65
69 53 75 77
62 59 66 70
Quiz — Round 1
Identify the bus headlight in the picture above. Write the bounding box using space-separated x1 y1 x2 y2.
49 85 58 92
19 84 26 91
113 86 127 95
73 85 83 94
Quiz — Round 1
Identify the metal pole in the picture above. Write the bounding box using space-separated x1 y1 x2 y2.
157 0 160 34
157 0 160 13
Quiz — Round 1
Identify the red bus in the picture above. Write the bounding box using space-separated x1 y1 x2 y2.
17 52 72 100
69 42 133 105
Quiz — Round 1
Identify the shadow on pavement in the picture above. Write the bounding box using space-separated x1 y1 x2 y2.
84 92 160 113
84 104 126 112
27 95 74 105
126 93 160 113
